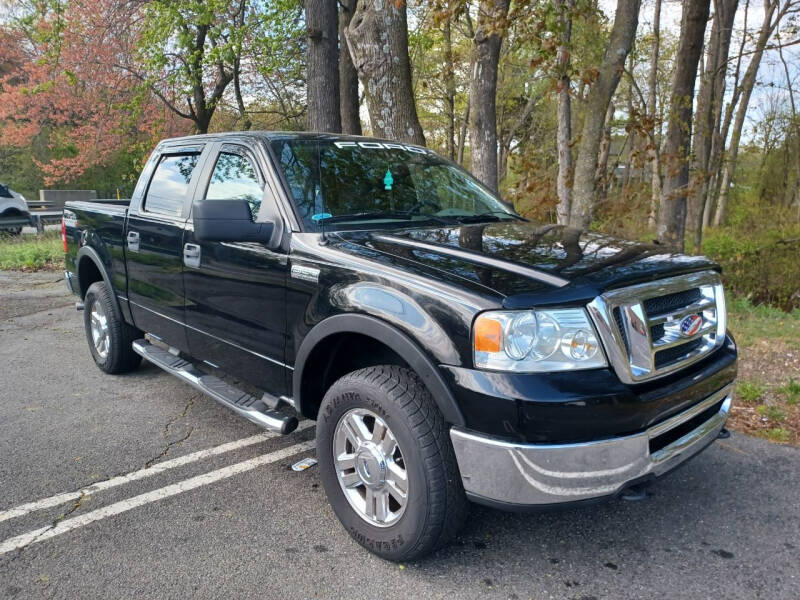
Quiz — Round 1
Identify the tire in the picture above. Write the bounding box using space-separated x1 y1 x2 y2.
317 365 468 561
83 281 142 374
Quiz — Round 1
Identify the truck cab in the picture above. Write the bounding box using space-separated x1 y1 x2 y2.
64 132 737 561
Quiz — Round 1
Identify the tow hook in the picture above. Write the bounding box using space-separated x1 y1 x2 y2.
620 484 649 502
717 428 731 439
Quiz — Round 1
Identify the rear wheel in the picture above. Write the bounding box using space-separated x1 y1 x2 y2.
83 281 142 374
317 365 468 561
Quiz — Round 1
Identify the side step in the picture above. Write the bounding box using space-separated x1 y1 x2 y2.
132 339 298 434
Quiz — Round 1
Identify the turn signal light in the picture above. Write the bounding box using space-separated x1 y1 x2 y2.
473 315 502 353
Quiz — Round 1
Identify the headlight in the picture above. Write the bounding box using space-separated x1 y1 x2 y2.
473 308 607 372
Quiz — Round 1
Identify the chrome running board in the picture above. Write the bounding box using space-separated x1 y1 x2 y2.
132 339 298 434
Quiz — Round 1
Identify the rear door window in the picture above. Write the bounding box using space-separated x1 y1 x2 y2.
144 153 200 217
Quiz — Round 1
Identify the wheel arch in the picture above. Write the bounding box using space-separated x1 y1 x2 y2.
76 246 124 321
293 314 465 427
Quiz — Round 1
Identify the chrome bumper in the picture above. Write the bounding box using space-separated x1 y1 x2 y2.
450 384 733 507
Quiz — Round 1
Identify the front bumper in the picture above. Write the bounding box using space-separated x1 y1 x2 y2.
450 383 733 508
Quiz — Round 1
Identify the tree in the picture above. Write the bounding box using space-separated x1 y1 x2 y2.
687 0 737 250
554 0 575 224
346 0 425 145
130 1 252 134
232 0 252 130
443 13 457 160
646 0 662 229
339 0 362 135
468 0 510 193
569 0 640 229
777 25 800 207
713 0 787 226
306 0 341 132
0 0 178 184
656 0 711 249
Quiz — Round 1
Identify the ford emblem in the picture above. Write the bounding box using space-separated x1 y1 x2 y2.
679 314 703 337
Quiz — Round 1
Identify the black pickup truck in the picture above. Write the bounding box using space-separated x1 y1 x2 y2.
64 132 737 560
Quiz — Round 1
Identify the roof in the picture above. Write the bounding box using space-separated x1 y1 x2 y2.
157 131 425 148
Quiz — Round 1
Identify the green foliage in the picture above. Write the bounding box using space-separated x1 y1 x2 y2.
727 296 800 348
703 224 800 311
737 380 766 404
766 427 790 442
0 233 63 270
779 379 800 406
757 404 786 423
136 1 243 105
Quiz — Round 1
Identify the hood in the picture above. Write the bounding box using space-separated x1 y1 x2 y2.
332 222 718 307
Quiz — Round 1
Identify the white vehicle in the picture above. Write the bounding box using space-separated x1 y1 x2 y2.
0 182 30 234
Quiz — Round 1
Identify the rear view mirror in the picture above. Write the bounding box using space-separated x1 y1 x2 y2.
193 199 275 244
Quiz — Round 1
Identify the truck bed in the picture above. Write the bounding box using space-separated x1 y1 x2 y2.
63 199 131 301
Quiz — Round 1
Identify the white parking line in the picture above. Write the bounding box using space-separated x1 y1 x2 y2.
0 421 314 524
0 440 316 556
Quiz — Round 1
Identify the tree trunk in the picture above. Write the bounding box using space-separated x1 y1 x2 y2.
468 0 510 193
656 0 711 249
647 0 662 230
777 25 800 209
714 0 779 226
569 0 640 229
232 0 251 130
306 0 341 133
621 51 635 190
596 102 615 201
346 0 425 145
338 0 361 135
555 0 574 225
688 0 737 251
443 15 457 160
704 0 749 228
457 96 470 165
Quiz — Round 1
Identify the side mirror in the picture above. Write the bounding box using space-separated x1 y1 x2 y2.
193 199 275 244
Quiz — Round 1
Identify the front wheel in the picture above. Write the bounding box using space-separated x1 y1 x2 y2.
83 281 142 374
317 365 468 561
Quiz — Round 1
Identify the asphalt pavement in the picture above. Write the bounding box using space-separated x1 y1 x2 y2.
0 270 798 599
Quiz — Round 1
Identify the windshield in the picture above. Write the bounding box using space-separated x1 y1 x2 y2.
269 138 519 230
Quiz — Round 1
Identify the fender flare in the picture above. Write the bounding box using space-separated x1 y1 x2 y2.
293 313 465 426
76 246 125 321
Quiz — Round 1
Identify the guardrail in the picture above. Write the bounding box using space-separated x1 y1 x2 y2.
29 211 63 233
1 199 130 234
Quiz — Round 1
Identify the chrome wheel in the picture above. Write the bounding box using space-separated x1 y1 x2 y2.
89 300 109 360
333 408 409 527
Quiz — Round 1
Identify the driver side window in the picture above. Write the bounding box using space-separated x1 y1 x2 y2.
206 150 263 219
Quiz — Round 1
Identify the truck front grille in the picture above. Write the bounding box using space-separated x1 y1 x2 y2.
588 271 727 384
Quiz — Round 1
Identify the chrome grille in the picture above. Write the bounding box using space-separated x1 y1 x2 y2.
587 271 726 384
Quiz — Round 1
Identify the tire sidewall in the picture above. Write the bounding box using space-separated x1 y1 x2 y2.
83 283 115 372
317 378 432 560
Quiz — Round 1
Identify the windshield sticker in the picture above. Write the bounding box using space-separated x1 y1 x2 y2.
333 140 433 154
311 212 333 222
383 169 394 190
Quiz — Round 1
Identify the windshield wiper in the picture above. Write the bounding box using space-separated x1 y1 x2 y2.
315 210 414 224
316 210 459 226
454 210 524 224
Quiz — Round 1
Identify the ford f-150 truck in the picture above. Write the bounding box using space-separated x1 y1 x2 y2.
63 132 737 561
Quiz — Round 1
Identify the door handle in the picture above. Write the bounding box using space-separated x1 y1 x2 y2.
183 243 201 269
127 231 140 252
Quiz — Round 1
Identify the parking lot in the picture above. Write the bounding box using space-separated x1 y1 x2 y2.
1 270 798 600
